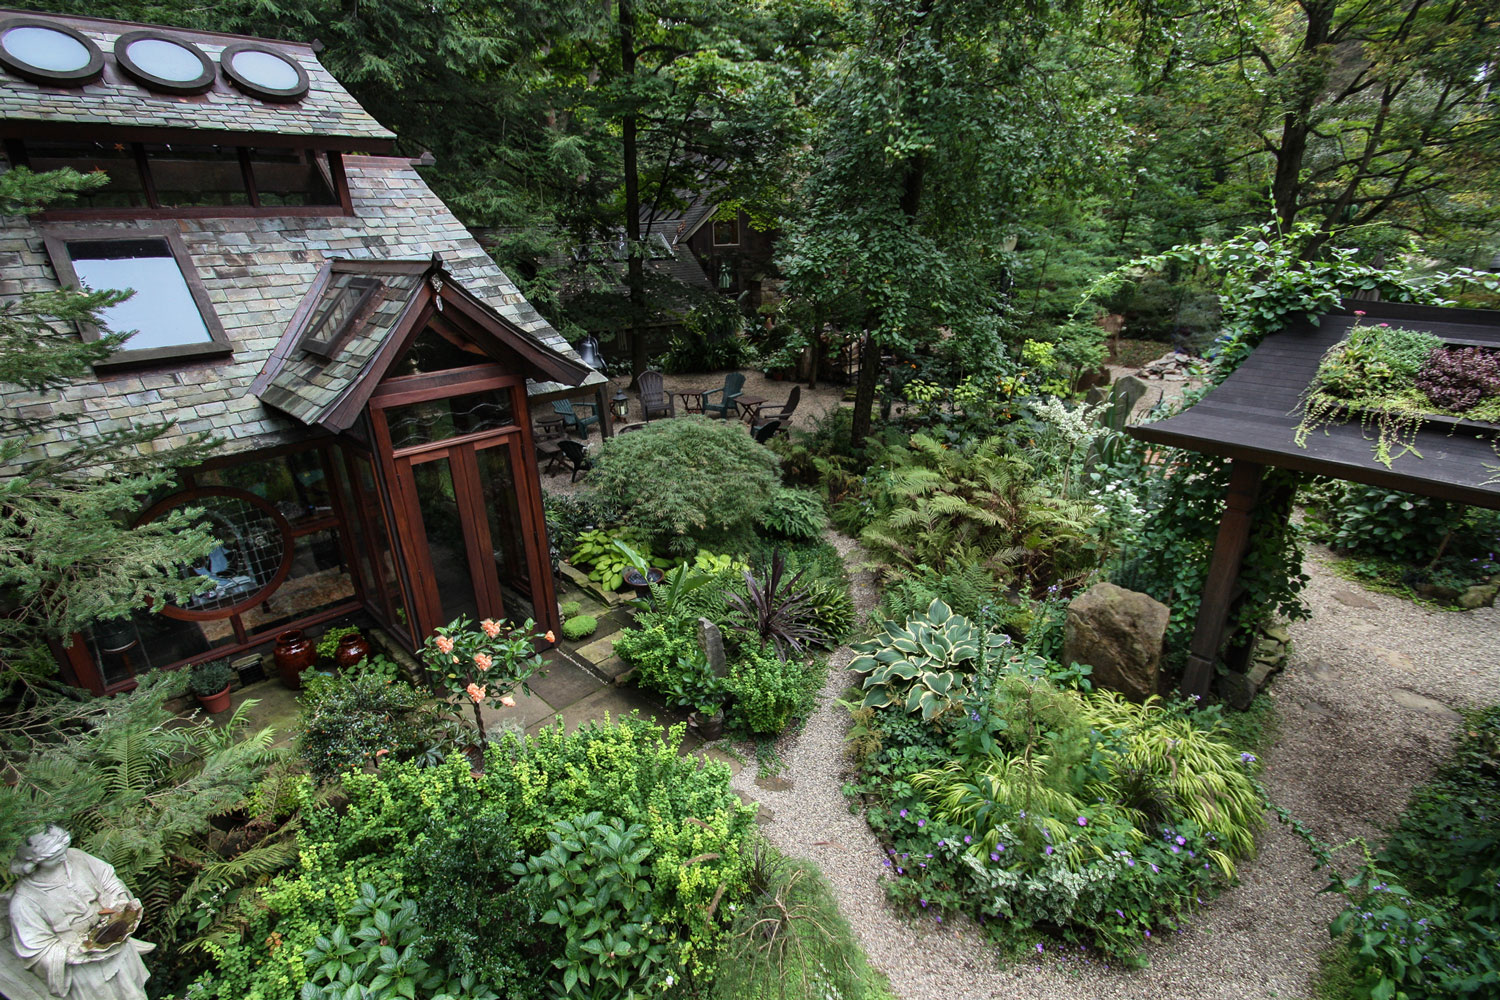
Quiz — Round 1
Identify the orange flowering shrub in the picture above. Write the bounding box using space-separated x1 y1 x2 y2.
421 615 546 742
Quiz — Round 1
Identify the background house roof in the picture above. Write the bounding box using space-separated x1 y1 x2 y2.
1129 302 1500 509
0 9 394 145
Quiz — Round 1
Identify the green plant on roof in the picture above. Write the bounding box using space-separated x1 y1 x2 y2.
850 599 1008 720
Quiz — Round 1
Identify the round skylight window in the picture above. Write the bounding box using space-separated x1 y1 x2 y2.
115 31 214 95
218 42 309 102
0 18 104 85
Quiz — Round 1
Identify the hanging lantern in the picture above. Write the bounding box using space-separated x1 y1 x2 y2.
611 388 629 421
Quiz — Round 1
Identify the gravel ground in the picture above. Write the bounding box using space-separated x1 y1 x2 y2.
731 539 1500 1000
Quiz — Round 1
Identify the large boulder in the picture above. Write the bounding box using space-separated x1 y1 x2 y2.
1063 583 1169 701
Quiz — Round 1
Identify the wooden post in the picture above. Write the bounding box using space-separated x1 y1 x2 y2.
1180 459 1265 702
597 384 614 439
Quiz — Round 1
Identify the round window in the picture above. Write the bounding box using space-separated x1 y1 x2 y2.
115 31 215 95
138 487 293 620
218 42 309 102
0 18 104 86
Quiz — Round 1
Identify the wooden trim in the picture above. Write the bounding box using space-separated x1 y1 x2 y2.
249 261 336 396
0 16 104 86
40 223 235 367
503 383 560 642
323 297 438 432
135 486 296 622
237 146 260 207
37 203 352 222
113 30 216 95
329 150 355 215
0 120 394 154
370 367 521 406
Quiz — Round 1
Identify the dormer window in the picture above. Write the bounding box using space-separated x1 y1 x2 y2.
300 275 381 358
41 226 231 368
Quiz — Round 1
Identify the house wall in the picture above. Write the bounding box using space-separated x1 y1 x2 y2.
683 209 778 306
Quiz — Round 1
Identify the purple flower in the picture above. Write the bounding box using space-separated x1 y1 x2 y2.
997 843 1005 852
900 809 908 818
1240 752 1256 764
896 867 904 874
990 852 1000 861
937 840 946 847
1044 845 1054 856
1036 943 1044 953
920 899 928 907
883 859 892 867
1077 816 1087 827
1150 864 1160 873
1171 845 1181 854
1126 859 1135 866
935 916 942 924
963 835 972 844
1144 930 1151 938
917 819 925 827
1175 835 1186 846
1115 909 1124 918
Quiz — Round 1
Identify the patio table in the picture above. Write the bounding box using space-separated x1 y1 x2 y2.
676 391 707 414
736 395 768 424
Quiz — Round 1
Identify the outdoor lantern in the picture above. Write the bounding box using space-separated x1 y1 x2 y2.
577 334 602 370
611 388 629 421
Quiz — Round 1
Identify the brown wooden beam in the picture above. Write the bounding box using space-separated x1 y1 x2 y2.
1180 459 1266 702
598 384 615 439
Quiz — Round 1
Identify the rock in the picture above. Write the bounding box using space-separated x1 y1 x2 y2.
1459 583 1498 609
1063 583 1169 701
697 618 728 677
1390 688 1462 723
1219 671 1256 710
1333 589 1380 609
1262 624 1291 644
1379 649 1414 671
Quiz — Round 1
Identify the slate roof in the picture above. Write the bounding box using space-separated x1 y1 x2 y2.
1129 301 1500 509
0 9 394 145
0 155 605 470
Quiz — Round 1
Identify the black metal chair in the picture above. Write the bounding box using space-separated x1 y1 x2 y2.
751 419 782 444
554 439 593 481
637 369 675 421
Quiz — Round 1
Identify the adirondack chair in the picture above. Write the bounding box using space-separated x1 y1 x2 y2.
551 397 599 437
751 419 782 444
750 385 800 429
549 439 593 481
637 369 674 421
700 372 745 419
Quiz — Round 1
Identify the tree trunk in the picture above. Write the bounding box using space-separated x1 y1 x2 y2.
620 0 647 386
849 330 881 451
808 306 822 390
1270 1 1335 235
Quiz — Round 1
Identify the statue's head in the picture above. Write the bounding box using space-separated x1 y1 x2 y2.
10 824 71 877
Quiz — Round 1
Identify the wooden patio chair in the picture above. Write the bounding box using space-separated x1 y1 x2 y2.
636 369 674 421
549 439 593 482
751 419 782 444
701 372 746 419
749 385 800 428
551 397 599 437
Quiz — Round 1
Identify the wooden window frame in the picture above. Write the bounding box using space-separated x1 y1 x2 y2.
712 216 740 246
41 223 233 369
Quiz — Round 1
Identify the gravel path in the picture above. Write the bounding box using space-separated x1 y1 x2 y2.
731 539 1500 1000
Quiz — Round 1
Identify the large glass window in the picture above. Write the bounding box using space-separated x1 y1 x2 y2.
252 148 337 207
24 142 147 208
385 388 515 449
66 238 214 351
43 229 230 364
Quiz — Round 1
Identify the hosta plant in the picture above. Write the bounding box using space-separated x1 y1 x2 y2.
851 599 1009 720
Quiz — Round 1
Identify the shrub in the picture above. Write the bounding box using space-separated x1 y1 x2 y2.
611 618 701 691
1304 480 1463 564
590 416 781 556
727 645 818 736
315 625 360 662
1415 345 1500 413
298 673 441 781
758 487 828 541
543 490 622 558
559 600 582 618
561 614 598 641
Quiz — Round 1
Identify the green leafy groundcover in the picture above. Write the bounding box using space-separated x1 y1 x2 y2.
847 606 1263 960
1321 705 1500 1000
1296 323 1500 467
186 718 756 999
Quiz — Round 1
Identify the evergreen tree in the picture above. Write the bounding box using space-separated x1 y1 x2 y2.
0 168 217 689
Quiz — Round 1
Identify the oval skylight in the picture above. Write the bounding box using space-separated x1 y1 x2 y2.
0 18 104 85
219 42 309 102
115 31 214 95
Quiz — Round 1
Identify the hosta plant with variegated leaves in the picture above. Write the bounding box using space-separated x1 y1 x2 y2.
851 599 1010 720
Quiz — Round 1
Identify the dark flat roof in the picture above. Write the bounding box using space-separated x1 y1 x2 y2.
1128 301 1500 509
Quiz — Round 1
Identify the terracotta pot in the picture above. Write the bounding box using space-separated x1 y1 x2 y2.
274 629 317 689
334 631 374 670
196 684 232 714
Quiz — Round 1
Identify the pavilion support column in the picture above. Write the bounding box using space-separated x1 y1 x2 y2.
1180 459 1265 702
598 385 614 439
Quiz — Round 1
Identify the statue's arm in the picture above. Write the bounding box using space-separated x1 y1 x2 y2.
79 851 136 910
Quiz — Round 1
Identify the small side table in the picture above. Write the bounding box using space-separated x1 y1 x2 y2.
534 414 565 438
676 391 706 414
736 395 768 424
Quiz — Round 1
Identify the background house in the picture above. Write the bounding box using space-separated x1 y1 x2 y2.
0 9 605 692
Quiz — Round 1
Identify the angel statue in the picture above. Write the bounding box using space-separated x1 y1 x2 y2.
0 825 155 1000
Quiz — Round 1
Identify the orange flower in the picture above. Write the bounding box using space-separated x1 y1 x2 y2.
544 630 556 644
480 618 502 638
500 694 517 708
465 682 486 703
474 652 492 672
434 635 454 654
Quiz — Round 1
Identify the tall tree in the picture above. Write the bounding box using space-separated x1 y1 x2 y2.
777 0 1094 448
0 169 217 690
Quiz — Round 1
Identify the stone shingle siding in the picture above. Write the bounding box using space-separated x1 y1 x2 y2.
0 158 595 473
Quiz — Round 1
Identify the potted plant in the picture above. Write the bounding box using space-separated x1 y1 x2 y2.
688 699 725 740
188 659 234 714
614 539 663 600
